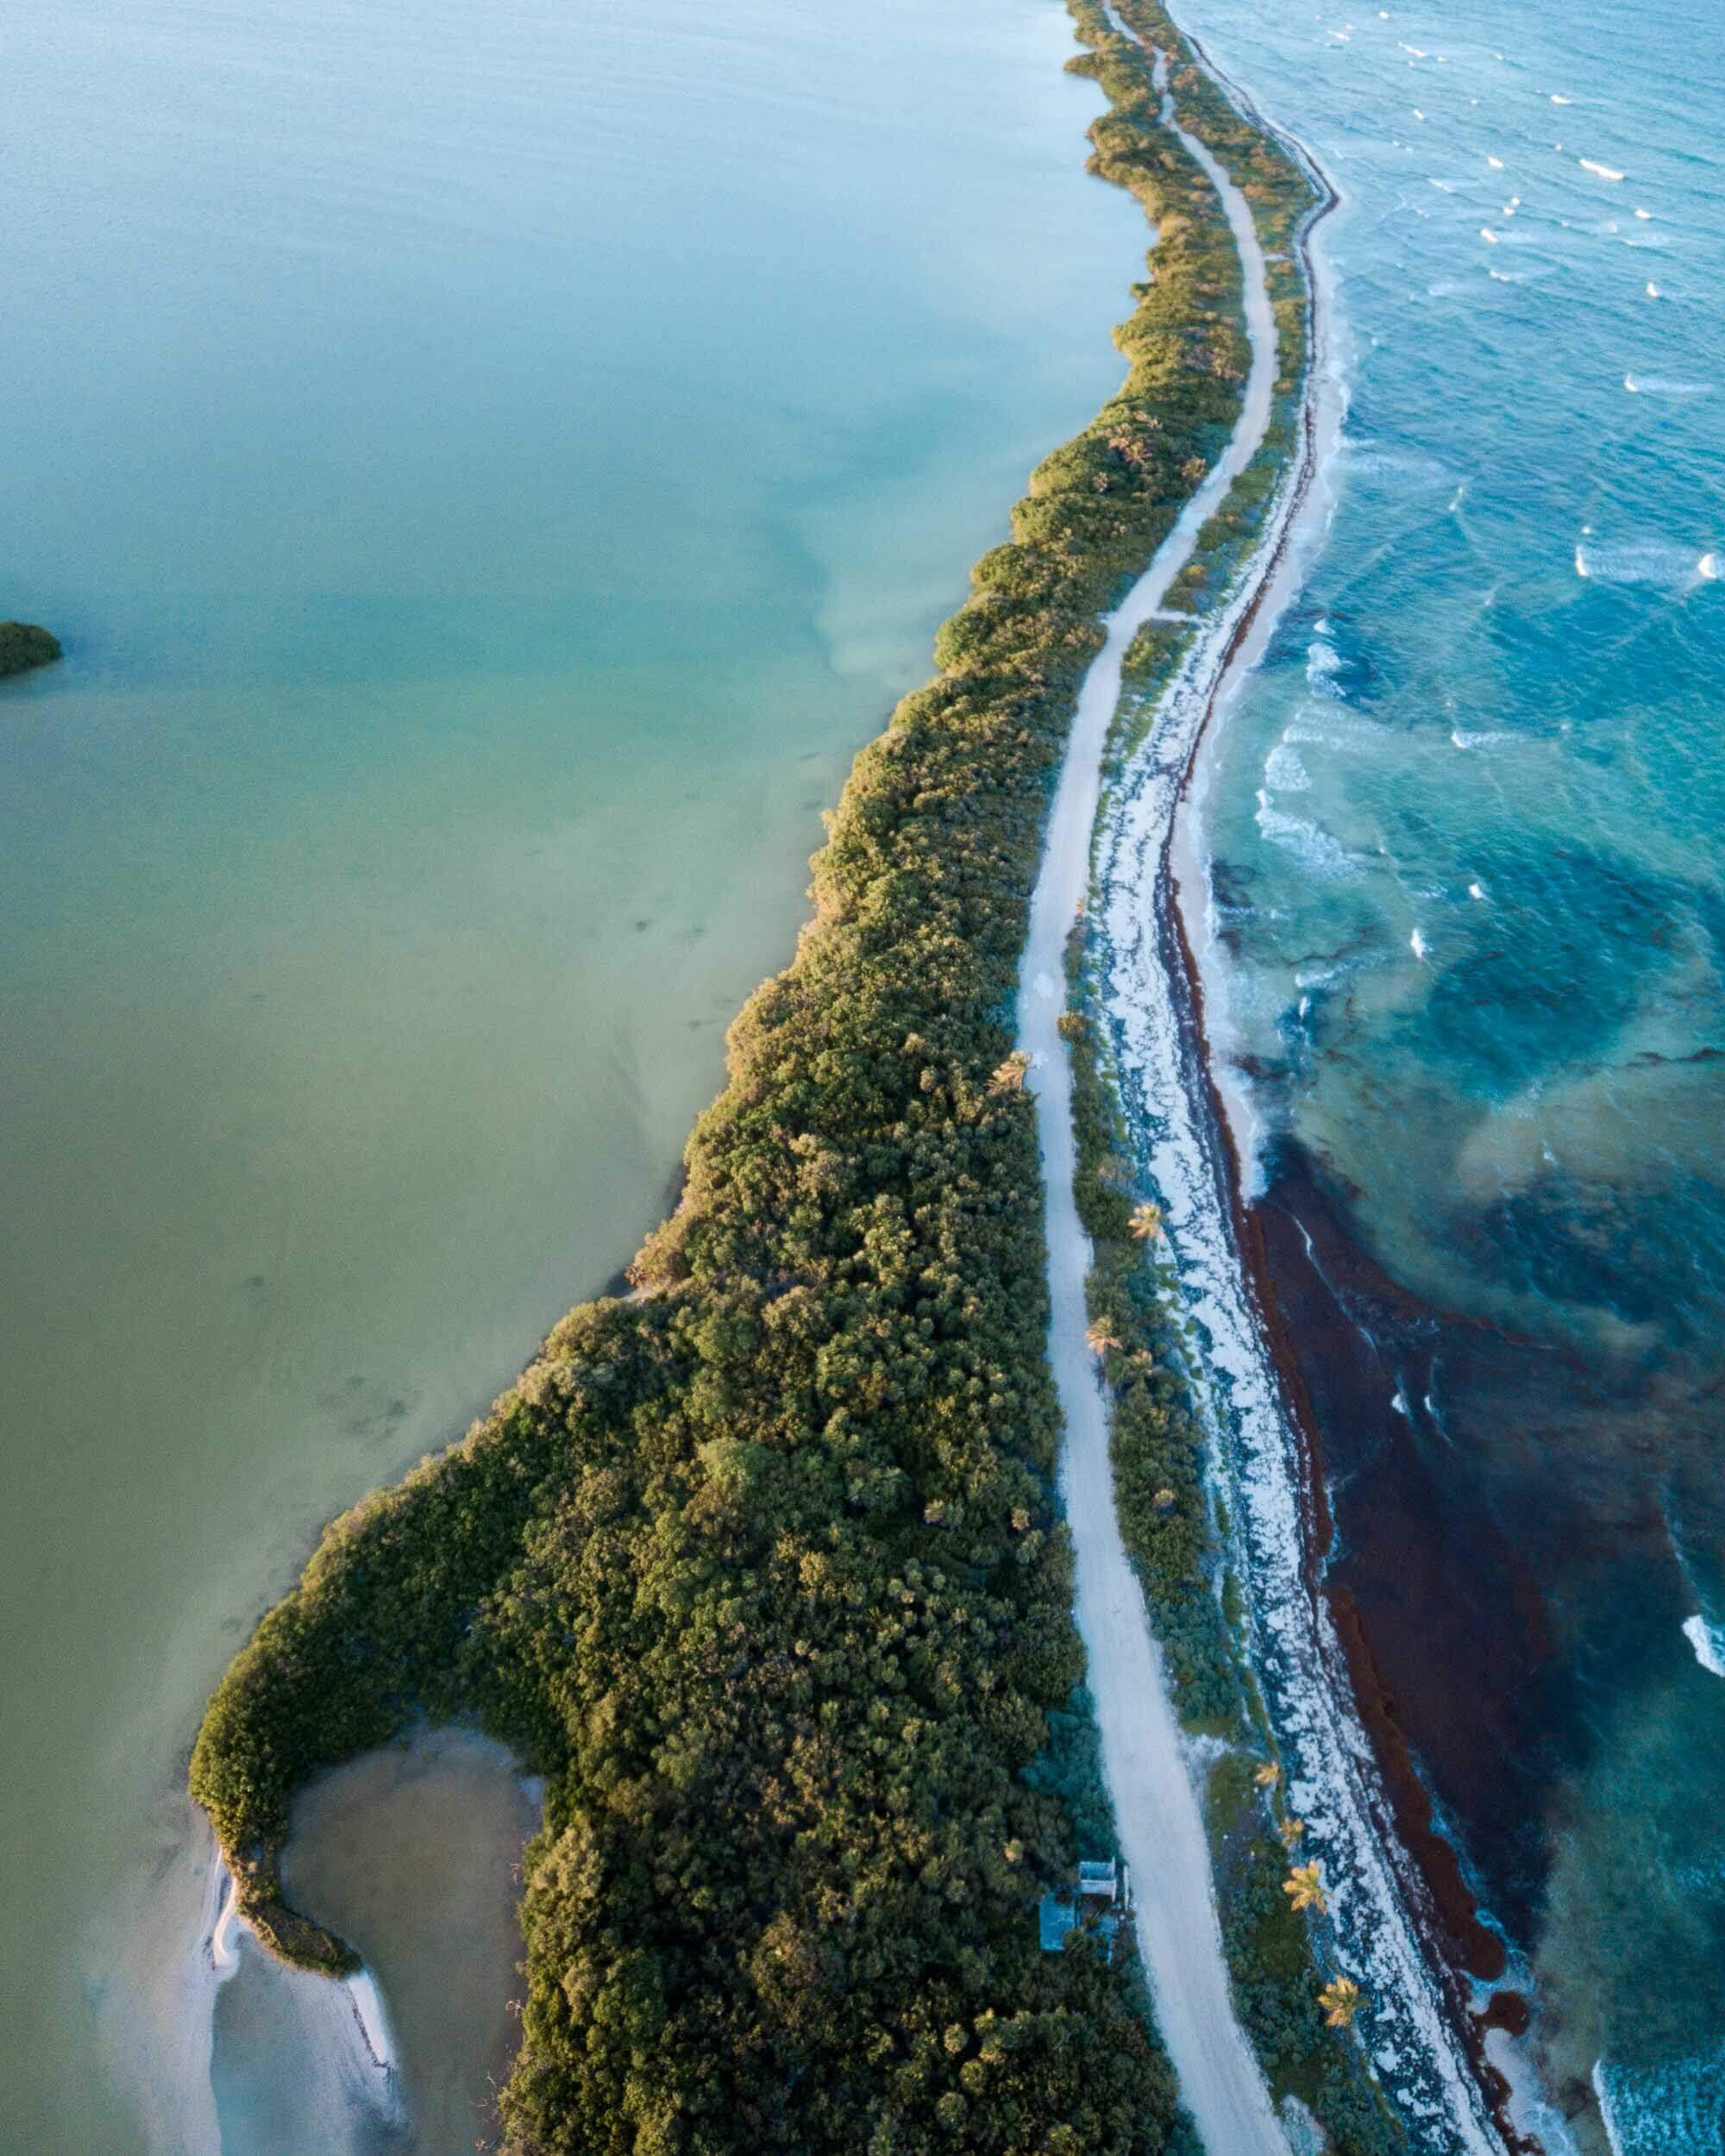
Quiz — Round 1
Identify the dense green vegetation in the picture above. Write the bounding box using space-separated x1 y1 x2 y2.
191 16 1265 2153
0 621 60 677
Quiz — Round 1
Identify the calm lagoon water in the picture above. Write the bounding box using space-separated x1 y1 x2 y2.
0 2 1147 2146
1170 0 1725 2144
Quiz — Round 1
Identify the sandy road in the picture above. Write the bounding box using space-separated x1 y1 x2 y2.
1014 32 1292 2156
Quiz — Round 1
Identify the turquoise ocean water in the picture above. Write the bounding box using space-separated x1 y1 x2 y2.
1173 0 1725 2143
0 3 1146 2147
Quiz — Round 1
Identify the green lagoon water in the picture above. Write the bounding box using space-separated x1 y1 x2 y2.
0 3 1148 2146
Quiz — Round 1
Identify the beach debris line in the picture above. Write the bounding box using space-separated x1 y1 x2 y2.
1087 132 1511 2154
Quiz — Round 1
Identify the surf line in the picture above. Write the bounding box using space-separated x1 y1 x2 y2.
1088 9 1513 2154
1020 23 1300 2156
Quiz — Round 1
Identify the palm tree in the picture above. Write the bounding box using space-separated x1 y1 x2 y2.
1085 1322 1121 1359
1253 1762 1281 1789
1129 1200 1164 1242
1283 1862 1327 1915
1277 1816 1305 1849
1320 1975 1363 2029
992 1051 1030 1093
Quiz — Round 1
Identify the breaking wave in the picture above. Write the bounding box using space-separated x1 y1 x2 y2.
1264 739 1314 790
1592 2048 1725 2156
1682 1613 1725 1677
1257 794 1362 877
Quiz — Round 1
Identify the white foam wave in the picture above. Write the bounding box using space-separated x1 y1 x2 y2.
1256 795 1361 878
1264 741 1312 791
1699 553 1721 580
1575 538 1712 586
1345 444 1452 487
1592 2047 1725 2155
1684 1614 1725 1677
1486 154 1505 169
1480 225 1500 243
1451 728 1512 748
1304 641 1346 701
1485 2030 1587 2155
1624 373 1712 396
1580 157 1625 180
1409 927 1429 961
1285 707 1390 749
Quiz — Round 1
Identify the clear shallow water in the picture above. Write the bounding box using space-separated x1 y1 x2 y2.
0 3 1148 2146
1169 0 1724 2142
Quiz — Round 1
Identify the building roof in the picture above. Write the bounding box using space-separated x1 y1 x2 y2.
1038 1897 1078 1952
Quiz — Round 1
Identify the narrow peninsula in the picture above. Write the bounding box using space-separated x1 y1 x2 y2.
190 8 1496 2153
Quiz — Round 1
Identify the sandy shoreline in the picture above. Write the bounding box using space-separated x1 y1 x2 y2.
1081 9 1515 2152
1157 25 1552 2150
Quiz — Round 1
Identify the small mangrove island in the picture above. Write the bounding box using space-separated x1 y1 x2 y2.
0 622 61 677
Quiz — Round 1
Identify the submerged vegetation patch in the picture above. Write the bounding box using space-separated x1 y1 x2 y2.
191 12 1263 2152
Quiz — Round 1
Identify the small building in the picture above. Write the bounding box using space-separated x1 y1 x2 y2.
1038 1859 1132 1961
1077 1858 1120 1903
1038 1897 1079 1953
